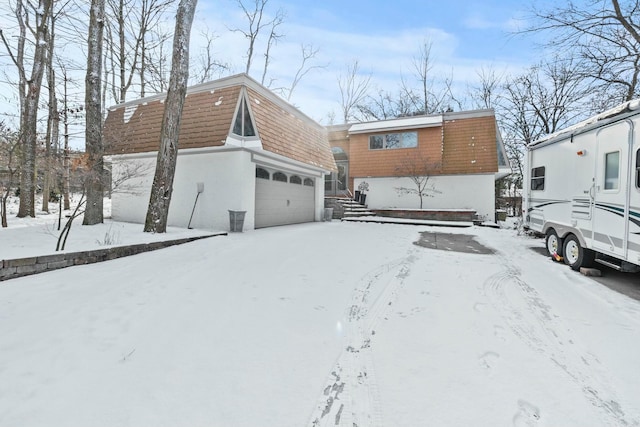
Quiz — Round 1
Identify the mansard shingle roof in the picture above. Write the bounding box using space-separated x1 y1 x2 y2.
104 74 336 172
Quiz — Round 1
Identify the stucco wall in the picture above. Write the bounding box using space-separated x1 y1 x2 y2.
109 148 327 231
110 149 256 231
354 174 495 220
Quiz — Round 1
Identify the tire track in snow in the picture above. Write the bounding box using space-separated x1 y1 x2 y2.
482 260 638 426
308 250 418 427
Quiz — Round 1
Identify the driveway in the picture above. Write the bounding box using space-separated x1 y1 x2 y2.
528 244 640 302
1 222 639 427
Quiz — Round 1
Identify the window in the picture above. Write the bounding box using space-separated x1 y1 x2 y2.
290 175 302 184
331 146 348 161
604 151 620 190
273 171 287 182
232 95 256 137
531 166 545 191
369 132 418 150
256 167 270 179
304 178 314 187
636 149 640 188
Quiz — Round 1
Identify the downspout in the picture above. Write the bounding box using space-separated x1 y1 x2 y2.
441 112 445 162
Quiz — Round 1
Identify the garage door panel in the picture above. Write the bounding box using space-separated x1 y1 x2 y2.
255 178 315 228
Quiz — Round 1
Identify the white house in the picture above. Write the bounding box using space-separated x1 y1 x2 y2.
104 74 336 231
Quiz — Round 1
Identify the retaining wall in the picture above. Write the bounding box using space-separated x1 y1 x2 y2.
0 233 226 282
372 209 476 222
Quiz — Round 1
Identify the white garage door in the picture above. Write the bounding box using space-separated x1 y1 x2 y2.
255 171 315 228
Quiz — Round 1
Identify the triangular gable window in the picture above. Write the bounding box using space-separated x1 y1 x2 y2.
232 94 256 137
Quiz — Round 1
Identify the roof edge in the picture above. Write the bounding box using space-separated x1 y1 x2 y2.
107 73 326 132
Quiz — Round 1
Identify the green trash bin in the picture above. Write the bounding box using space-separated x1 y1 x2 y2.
229 210 246 232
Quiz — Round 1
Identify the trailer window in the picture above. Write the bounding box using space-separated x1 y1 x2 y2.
531 166 545 191
636 149 640 188
604 151 620 190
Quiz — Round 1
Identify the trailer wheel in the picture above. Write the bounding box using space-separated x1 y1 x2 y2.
545 229 563 260
563 234 595 271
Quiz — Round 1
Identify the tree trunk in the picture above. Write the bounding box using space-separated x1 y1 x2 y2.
144 0 197 233
43 10 57 213
16 0 52 218
83 0 105 226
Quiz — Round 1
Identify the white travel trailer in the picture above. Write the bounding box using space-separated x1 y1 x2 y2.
524 99 640 272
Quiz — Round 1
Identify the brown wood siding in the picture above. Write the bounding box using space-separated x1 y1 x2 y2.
104 86 240 155
248 88 336 171
104 79 336 172
441 116 497 174
348 127 443 178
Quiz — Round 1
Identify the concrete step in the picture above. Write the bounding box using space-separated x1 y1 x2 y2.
343 211 376 217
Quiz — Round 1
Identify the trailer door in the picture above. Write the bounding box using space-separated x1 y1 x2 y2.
592 122 633 258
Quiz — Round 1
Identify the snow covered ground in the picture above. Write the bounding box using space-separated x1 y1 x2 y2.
1 210 640 426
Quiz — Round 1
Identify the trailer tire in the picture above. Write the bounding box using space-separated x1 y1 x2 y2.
545 229 563 260
562 234 595 271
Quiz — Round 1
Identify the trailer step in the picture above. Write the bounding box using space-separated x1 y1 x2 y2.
595 258 622 271
595 257 640 273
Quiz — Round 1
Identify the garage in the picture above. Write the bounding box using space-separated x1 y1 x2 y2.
254 167 316 228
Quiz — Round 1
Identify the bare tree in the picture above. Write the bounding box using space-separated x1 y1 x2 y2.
192 27 230 84
357 88 418 121
141 28 173 93
498 58 588 196
40 1 75 213
260 7 285 85
231 0 284 76
283 44 325 101
104 0 175 103
0 123 19 227
394 153 442 209
144 0 197 233
338 60 371 123
83 0 105 226
0 0 53 218
528 0 640 108
468 66 504 110
359 38 453 119
413 39 434 113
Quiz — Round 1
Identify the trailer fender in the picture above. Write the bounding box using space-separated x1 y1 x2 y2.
542 222 588 248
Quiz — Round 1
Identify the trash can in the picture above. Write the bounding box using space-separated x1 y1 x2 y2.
323 207 334 221
495 209 507 222
228 210 246 232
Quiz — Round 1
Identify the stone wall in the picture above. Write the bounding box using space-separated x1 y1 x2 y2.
373 209 476 222
0 233 225 282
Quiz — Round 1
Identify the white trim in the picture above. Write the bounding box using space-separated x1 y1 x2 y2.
105 145 246 161
251 151 327 178
350 116 442 134
106 145 332 178
225 134 263 149
107 73 325 133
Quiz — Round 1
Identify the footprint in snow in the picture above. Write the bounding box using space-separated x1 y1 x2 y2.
479 351 500 371
473 302 486 312
494 324 507 342
512 399 541 427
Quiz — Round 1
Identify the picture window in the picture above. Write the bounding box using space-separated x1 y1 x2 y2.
369 132 418 150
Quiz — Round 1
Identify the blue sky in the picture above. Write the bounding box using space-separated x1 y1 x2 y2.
193 0 549 122
0 0 555 147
